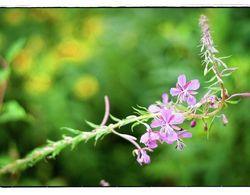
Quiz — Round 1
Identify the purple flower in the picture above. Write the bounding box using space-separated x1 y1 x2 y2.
170 74 200 105
160 129 192 145
140 128 160 149
148 93 169 114
133 148 151 165
151 108 185 144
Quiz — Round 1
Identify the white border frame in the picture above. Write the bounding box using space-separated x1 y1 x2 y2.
0 0 249 7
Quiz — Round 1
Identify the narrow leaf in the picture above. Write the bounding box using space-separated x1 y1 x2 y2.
85 120 100 129
110 114 121 122
60 127 82 135
226 100 241 105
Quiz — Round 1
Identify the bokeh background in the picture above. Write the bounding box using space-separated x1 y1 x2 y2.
0 8 250 186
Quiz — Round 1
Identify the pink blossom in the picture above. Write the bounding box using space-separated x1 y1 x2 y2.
133 148 151 165
148 93 169 114
170 74 200 105
140 128 160 149
151 108 185 144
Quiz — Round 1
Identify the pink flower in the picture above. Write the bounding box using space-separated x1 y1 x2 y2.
170 74 200 105
140 128 160 149
133 148 151 165
151 108 185 144
148 93 169 114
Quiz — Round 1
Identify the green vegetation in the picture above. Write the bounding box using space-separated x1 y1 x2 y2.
0 8 250 186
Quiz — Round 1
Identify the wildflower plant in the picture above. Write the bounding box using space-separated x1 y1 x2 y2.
0 15 250 175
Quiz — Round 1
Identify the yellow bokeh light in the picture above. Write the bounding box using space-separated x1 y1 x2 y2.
73 75 99 100
24 74 52 95
12 49 32 75
82 16 104 42
56 39 91 63
4 9 25 26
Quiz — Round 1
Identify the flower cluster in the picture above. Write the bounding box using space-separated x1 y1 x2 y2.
133 74 199 165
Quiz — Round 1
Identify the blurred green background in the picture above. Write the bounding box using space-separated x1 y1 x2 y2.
0 8 250 186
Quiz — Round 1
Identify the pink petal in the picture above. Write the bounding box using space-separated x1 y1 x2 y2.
180 93 188 102
161 109 172 123
150 118 162 128
177 130 192 139
171 113 185 125
187 95 196 105
166 129 178 143
187 79 200 90
162 93 169 105
159 132 173 144
150 131 160 140
148 140 158 149
140 132 149 144
141 150 150 164
177 74 186 87
148 104 161 113
170 88 182 96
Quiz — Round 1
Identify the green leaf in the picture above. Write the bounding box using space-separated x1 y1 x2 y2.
226 100 240 105
6 38 26 63
0 101 28 124
136 105 148 111
71 135 84 150
131 121 140 132
205 75 216 83
60 127 82 135
205 86 221 93
132 107 148 115
94 130 108 145
46 140 55 144
85 120 100 129
110 114 121 122
204 62 212 76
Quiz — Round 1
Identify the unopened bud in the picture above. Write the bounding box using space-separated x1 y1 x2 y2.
190 119 197 128
204 123 208 131
221 114 228 126
175 140 186 151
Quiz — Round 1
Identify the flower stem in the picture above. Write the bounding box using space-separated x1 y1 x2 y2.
0 113 152 176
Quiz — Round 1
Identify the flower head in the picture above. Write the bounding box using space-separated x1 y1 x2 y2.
133 148 151 165
151 108 185 144
170 74 200 105
199 15 218 54
140 128 160 149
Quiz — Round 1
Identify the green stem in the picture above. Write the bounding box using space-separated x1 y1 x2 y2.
0 114 152 176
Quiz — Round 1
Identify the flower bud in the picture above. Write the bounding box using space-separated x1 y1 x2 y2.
221 114 228 126
190 119 196 128
204 123 208 131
